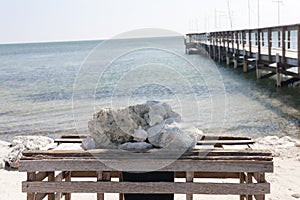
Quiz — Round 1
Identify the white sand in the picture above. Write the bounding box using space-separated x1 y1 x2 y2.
0 136 299 200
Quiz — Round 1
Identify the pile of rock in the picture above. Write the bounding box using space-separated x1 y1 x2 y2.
1 136 54 169
84 101 199 150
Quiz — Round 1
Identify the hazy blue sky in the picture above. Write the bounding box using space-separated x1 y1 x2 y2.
1 0 300 44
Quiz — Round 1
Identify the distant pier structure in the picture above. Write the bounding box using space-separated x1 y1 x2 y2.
185 24 300 87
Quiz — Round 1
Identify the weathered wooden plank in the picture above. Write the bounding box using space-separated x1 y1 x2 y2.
61 134 87 139
69 171 240 179
35 172 48 181
19 159 273 173
197 140 254 145
240 172 246 200
55 172 65 182
178 172 239 179
186 172 194 200
22 181 270 195
23 149 272 157
36 193 47 200
64 171 71 200
27 172 36 200
97 172 104 200
21 149 272 161
48 172 55 200
21 155 272 161
54 138 83 144
246 173 254 200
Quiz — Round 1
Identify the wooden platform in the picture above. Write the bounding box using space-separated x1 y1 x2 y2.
19 135 273 200
185 23 300 87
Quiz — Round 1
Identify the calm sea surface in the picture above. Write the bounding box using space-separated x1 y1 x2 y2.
0 37 299 141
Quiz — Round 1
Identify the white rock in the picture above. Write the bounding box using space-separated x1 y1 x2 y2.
5 143 25 168
148 112 164 126
148 120 196 150
11 136 54 149
133 126 148 142
0 140 10 169
81 136 96 150
0 160 5 169
119 142 153 150
5 136 54 168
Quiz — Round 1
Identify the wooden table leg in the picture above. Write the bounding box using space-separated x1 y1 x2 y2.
65 171 71 200
27 172 36 200
240 172 246 200
119 172 124 200
186 172 194 200
254 173 266 200
97 172 104 200
246 173 253 200
48 172 55 200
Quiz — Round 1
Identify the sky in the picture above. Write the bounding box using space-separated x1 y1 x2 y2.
1 0 300 44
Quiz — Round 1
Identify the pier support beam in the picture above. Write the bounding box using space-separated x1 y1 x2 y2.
226 56 230 65
256 53 261 79
276 53 281 87
297 25 300 74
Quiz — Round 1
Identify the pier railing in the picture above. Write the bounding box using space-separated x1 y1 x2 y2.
185 24 300 87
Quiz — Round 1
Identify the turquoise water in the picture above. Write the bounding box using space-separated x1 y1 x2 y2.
0 37 299 141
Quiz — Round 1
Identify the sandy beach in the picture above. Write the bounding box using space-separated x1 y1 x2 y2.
0 136 299 200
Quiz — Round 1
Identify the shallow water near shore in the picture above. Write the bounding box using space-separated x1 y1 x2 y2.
0 37 299 141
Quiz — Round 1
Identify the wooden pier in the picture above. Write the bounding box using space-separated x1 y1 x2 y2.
185 24 300 87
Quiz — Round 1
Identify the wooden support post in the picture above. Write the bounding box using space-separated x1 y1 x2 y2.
282 27 286 64
256 53 261 79
257 30 261 60
227 31 230 51
233 59 238 69
27 172 36 200
236 31 240 57
223 32 226 48
243 54 248 73
186 172 194 200
97 172 104 200
119 173 124 200
278 30 281 48
218 45 221 63
249 31 252 56
246 173 253 200
64 172 71 200
268 29 272 63
297 25 300 74
261 31 265 46
242 31 245 50
240 173 246 200
231 31 234 50
276 53 281 87
254 173 266 200
48 172 55 200
287 30 291 49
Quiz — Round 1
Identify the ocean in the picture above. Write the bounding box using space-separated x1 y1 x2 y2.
0 37 299 141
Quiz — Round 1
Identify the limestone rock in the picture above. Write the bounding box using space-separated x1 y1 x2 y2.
88 108 134 147
0 140 10 169
119 142 153 150
81 136 96 150
4 136 54 168
88 101 196 150
133 126 148 142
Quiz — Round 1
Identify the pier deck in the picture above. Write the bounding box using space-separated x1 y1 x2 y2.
185 24 300 87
